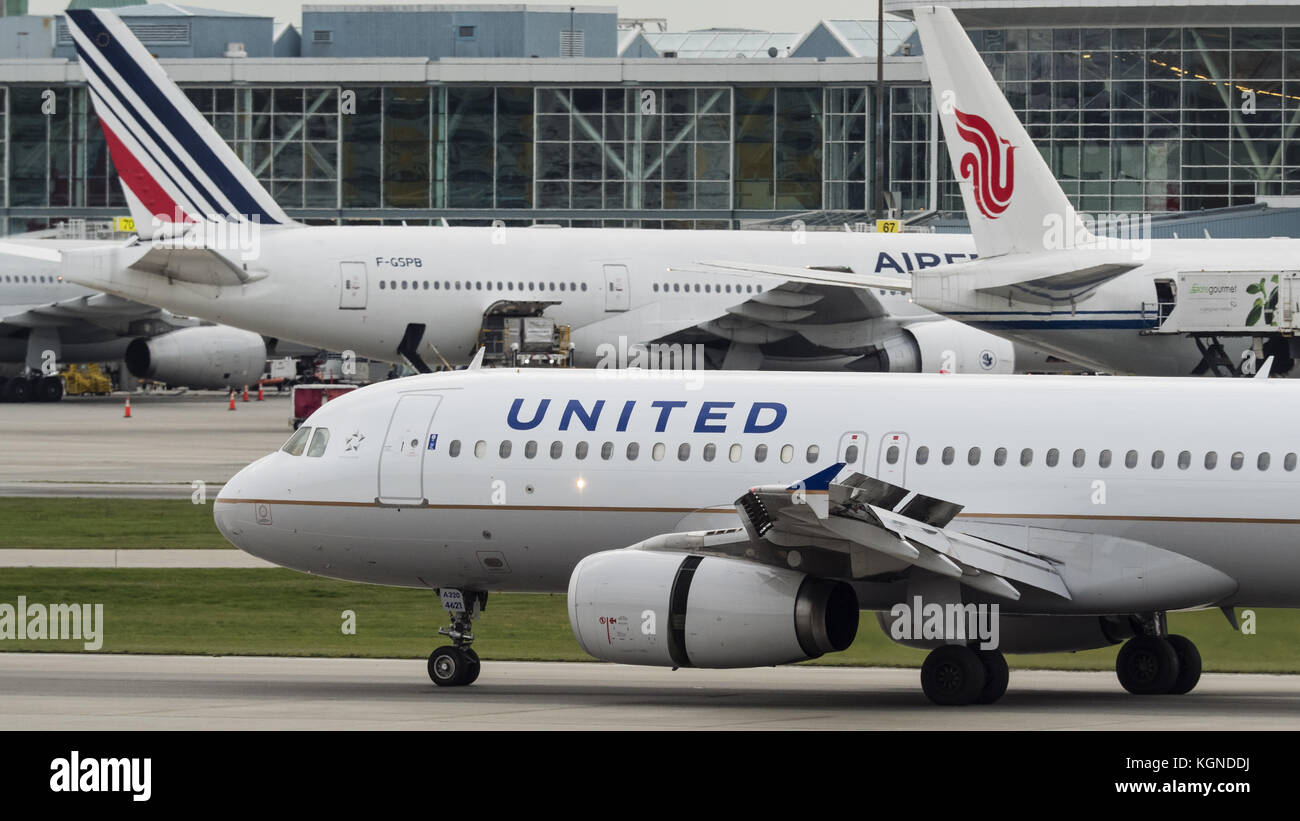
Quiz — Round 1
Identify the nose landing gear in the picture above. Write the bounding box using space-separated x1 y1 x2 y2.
427 588 486 688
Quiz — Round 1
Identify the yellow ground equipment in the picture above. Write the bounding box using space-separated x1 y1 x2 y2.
61 364 113 396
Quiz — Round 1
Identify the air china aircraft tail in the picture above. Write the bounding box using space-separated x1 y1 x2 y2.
65 9 296 237
914 6 1092 257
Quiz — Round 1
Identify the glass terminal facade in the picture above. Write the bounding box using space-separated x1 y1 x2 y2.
4 21 1300 231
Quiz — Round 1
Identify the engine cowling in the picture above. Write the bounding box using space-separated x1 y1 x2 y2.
903 319 1018 374
568 550 859 668
125 325 267 390
876 611 1133 654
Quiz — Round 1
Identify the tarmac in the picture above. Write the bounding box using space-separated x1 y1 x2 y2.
2 654 1297 730
0 391 291 488
0 549 271 568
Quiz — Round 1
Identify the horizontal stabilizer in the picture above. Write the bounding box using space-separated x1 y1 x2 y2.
129 245 261 287
683 260 912 292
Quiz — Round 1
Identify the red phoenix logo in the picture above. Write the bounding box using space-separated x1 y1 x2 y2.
954 108 1016 219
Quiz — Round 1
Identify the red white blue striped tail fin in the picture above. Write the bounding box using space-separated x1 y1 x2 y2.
66 9 296 238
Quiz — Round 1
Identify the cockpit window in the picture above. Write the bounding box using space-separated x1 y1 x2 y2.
282 426 312 456
307 428 330 457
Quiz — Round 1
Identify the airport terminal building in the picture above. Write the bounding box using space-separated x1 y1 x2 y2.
0 0 1299 231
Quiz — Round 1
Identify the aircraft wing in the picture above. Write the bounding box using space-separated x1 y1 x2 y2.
631 464 1071 602
0 293 162 330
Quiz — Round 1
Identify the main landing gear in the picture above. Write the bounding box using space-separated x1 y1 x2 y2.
427 588 487 688
920 644 1009 706
1114 612 1202 696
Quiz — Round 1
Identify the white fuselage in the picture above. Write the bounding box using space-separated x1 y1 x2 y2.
72 226 983 368
215 368 1300 609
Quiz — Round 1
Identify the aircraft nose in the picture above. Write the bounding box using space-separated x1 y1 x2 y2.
213 454 275 557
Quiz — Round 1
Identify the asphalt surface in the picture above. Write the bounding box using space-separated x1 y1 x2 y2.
0 549 271 568
2 654 1297 730
0 391 291 488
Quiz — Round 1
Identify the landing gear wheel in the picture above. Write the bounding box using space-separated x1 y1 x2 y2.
1165 634 1202 695
1116 635 1180 695
463 648 481 685
3 377 30 403
37 376 62 403
428 646 473 687
921 644 986 706
975 649 1009 704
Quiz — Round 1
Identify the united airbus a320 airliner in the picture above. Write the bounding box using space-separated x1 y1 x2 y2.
215 365 1297 704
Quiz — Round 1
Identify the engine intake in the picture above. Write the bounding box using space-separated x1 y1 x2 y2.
568 550 858 668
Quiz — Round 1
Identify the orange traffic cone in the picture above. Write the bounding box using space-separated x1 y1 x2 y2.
228 390 236 411
242 385 250 402
123 397 131 418
256 384 264 401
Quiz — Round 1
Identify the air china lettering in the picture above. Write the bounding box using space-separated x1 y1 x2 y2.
506 398 788 434
875 251 978 274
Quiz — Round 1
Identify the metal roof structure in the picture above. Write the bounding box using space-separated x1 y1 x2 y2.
642 29 801 59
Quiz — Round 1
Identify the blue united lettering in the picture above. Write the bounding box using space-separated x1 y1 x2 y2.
507 398 787 434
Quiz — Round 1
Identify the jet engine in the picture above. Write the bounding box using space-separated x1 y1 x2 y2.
899 319 1017 374
568 550 859 668
125 325 267 389
876 611 1134 654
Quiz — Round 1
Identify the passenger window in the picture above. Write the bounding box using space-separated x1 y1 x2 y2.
1178 450 1191 470
780 444 793 463
1151 450 1164 469
601 442 614 460
1098 449 1112 468
1019 448 1032 467
449 439 461 457
1072 449 1085 468
755 444 768 463
1125 450 1138 469
550 441 563 459
1046 448 1059 467
806 445 819 463
627 442 640 460
652 443 665 461
499 440 512 458
474 440 486 458
993 447 1007 466
282 426 312 456
886 445 900 465
1230 451 1243 470
915 446 929 465
968 447 981 466
576 441 589 460
942 446 955 465
729 444 742 463
1257 452 1270 471
307 428 329 457
1204 451 1218 470
1286 453 1297 471
704 443 717 462
524 441 538 459
844 445 859 463
678 443 691 461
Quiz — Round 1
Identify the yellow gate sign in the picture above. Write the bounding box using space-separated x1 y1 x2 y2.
114 216 136 233
876 219 902 233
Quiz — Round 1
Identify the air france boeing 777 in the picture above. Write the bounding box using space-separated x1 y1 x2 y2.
216 365 1296 704
0 8 1062 378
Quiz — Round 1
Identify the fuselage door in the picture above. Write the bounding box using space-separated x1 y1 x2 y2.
837 431 868 474
378 394 442 503
340 261 368 310
878 432 909 485
603 263 630 312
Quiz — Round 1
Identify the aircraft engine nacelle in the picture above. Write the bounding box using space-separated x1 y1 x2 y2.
125 326 267 390
568 550 859 668
875 611 1133 654
902 319 1017 374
